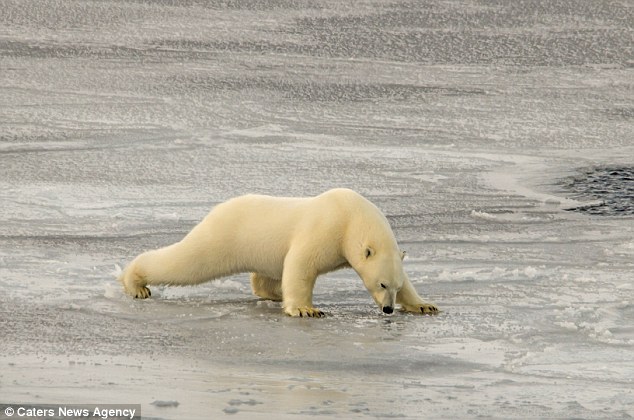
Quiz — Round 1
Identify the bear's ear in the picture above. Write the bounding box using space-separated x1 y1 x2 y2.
400 250 406 261
364 247 375 259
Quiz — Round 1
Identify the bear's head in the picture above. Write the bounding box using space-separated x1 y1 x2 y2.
352 244 406 314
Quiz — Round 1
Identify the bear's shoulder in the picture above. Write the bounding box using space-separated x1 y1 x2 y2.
319 188 365 201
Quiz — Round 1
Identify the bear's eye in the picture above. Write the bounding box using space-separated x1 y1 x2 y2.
380 283 387 289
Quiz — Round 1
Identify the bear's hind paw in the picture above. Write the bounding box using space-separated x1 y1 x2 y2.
286 307 325 318
132 286 152 299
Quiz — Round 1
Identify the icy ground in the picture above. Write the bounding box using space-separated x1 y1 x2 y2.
0 1 633 418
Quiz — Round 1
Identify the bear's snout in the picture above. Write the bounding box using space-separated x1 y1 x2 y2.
382 306 394 314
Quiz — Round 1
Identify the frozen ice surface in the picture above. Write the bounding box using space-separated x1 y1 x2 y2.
1 0 633 419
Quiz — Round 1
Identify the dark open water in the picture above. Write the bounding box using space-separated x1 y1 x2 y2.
563 167 634 216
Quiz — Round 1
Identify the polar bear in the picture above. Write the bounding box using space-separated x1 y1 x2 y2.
119 188 438 317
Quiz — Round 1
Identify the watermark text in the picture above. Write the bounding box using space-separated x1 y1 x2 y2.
1 404 140 419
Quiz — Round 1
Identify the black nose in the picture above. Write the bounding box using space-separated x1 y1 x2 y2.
382 306 394 314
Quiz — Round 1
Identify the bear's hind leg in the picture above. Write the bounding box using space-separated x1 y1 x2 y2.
250 273 283 301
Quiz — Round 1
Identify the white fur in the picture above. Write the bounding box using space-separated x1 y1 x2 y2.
119 188 438 317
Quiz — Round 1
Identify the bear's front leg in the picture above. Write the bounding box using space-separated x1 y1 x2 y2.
281 257 324 318
397 276 439 315
285 306 325 318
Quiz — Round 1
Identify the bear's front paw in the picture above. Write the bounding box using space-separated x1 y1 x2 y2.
285 307 325 318
132 286 152 299
401 302 439 315
419 303 439 314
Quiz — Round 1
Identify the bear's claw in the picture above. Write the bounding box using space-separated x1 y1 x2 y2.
420 303 439 314
400 302 440 315
133 286 152 299
287 307 325 318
